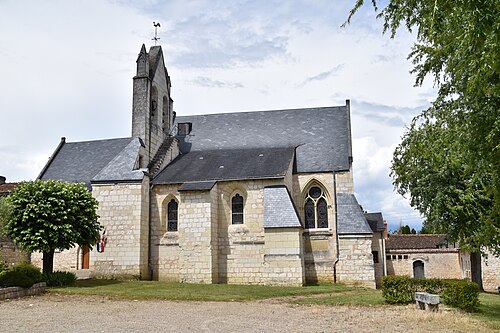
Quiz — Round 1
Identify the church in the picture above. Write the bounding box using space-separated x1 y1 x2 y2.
36 45 380 287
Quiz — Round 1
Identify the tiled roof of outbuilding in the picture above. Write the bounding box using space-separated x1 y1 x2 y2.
386 234 449 250
0 182 18 196
174 105 351 173
153 147 294 184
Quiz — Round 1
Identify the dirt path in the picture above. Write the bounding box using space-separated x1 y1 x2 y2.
0 294 493 333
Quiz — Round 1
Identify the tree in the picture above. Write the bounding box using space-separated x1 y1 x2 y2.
399 225 416 234
346 1 500 255
0 196 11 236
5 180 100 273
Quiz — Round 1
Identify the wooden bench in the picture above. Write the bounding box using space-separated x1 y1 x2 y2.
415 292 440 312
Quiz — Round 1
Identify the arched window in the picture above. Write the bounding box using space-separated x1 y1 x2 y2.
151 86 158 125
167 199 178 231
413 260 425 279
162 95 169 133
304 186 328 229
231 194 244 224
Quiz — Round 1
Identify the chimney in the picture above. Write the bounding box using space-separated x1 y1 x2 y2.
0 176 5 185
383 220 389 240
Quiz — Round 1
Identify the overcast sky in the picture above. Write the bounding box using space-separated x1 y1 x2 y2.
0 0 436 231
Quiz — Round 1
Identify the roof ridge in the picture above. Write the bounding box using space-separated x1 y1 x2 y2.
177 105 345 119
64 137 133 144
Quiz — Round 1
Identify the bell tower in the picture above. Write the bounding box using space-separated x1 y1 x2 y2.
131 44 174 166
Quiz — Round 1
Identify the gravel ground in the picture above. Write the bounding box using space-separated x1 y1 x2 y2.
0 294 494 333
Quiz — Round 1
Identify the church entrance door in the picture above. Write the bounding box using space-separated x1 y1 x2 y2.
82 246 90 269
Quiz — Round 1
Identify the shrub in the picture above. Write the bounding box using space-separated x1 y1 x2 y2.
12 261 43 283
43 271 77 287
0 261 9 273
381 275 414 304
0 270 34 288
382 275 480 311
441 280 480 311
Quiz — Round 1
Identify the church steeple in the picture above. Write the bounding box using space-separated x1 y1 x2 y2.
131 44 174 167
136 44 149 78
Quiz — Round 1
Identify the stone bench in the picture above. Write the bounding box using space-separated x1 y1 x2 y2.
415 292 440 312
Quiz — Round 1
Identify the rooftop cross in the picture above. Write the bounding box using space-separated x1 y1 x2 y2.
152 21 161 45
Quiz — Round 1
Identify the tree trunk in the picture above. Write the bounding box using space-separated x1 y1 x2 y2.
42 251 54 274
470 252 484 291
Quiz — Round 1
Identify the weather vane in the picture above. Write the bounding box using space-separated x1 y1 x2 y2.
152 21 161 45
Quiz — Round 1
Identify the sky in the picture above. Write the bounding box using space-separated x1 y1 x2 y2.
0 0 436 231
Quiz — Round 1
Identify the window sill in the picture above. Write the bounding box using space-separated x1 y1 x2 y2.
303 229 333 237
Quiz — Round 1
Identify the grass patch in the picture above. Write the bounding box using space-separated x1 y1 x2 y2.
48 279 353 302
469 293 500 330
291 288 385 306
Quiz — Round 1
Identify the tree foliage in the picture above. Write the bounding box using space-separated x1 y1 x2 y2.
346 0 500 254
5 180 101 273
0 196 11 236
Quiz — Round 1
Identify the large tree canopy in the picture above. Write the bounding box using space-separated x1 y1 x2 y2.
5 180 101 273
347 0 499 254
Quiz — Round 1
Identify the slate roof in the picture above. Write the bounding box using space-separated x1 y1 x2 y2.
264 186 302 228
386 235 450 250
336 193 373 234
178 181 216 191
39 137 136 188
153 147 294 184
174 105 351 173
365 212 385 232
92 138 146 183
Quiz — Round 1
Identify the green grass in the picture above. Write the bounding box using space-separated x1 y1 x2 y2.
48 279 354 302
290 288 385 306
470 293 500 330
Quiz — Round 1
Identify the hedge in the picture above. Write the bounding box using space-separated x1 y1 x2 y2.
381 275 480 311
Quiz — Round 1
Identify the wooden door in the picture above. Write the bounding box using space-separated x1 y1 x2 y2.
82 246 90 269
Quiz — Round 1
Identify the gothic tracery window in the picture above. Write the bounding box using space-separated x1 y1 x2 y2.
231 194 244 225
167 199 178 231
304 186 328 229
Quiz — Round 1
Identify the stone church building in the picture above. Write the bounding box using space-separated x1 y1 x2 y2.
37 45 379 287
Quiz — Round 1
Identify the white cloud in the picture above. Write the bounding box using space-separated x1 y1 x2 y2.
0 0 433 230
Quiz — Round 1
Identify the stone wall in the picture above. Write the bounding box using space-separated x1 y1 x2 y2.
150 184 180 281
291 173 337 283
0 282 46 301
90 179 149 279
371 231 385 288
337 235 376 288
482 251 500 292
386 250 462 279
262 227 304 286
335 171 354 194
178 187 218 283
31 246 80 272
0 237 29 265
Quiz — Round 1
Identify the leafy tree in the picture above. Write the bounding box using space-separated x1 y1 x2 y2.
345 1 500 255
399 225 416 234
0 196 11 236
5 180 100 274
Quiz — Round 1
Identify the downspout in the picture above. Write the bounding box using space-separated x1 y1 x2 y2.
382 232 387 276
333 171 340 283
148 175 153 280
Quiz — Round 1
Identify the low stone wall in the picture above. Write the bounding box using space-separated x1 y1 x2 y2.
0 282 46 301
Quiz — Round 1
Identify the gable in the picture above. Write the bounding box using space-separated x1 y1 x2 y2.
174 105 352 174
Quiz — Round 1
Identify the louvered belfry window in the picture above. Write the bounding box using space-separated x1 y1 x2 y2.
304 186 328 229
232 194 244 224
167 199 178 231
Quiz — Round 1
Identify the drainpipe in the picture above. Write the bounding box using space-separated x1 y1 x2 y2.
333 171 340 283
382 220 388 276
147 176 153 281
